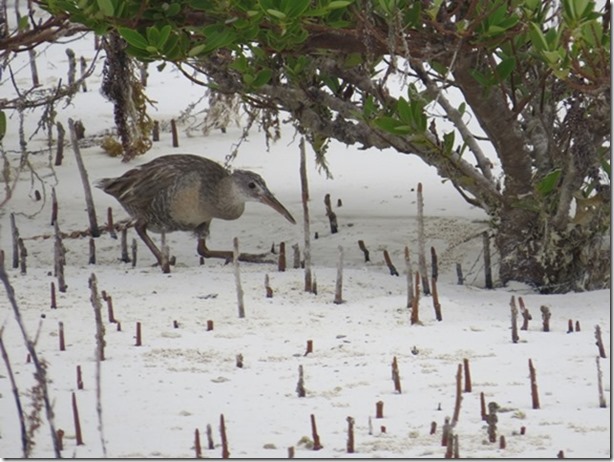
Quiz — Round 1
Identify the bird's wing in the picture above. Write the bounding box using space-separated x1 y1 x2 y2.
98 155 229 212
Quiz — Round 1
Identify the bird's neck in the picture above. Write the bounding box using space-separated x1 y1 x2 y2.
214 177 246 220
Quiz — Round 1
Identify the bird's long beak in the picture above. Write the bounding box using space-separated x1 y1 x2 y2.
260 194 296 224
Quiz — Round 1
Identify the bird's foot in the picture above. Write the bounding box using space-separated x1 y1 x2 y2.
197 239 275 264
213 251 276 265
151 255 176 273
234 252 276 264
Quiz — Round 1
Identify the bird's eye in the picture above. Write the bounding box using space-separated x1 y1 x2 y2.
248 182 256 189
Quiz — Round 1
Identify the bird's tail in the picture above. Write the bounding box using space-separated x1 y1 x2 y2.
95 178 113 191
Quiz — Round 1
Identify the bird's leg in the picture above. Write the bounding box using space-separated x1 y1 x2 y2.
135 222 171 273
196 238 275 264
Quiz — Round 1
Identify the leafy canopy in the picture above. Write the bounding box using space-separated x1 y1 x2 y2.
41 0 609 169
38 0 611 291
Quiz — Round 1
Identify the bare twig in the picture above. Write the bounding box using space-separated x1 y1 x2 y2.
511 296 519 343
28 48 40 87
296 365 306 397
76 365 83 390
304 339 313 356
10 212 20 269
131 238 137 268
171 119 179 147
264 274 273 298
72 392 84 445
411 271 420 325
88 274 107 456
292 243 301 268
417 183 431 295
482 231 493 289
50 186 58 225
453 434 460 458
278 241 286 272
299 138 312 292
310 414 322 450
392 356 402 393
431 246 438 282
540 305 551 332
220 414 230 458
456 263 464 285
441 416 451 447
206 424 214 449
334 245 344 304
346 417 355 453
68 118 100 237
194 428 202 458
135 322 142 346
486 402 498 443
595 325 607 358
452 364 463 425
324 193 338 234
0 329 30 457
50 282 57 309
88 273 105 361
405 246 414 308
596 356 607 408
519 296 531 330
529 359 540 409
54 221 67 292
431 276 442 321
66 48 76 86
463 358 472 393
58 322 65 351
55 122 65 166
383 249 399 276
233 237 245 318
106 296 116 323
376 400 384 418
358 240 370 262
445 433 454 458
88 238 96 264
56 429 64 451
18 238 27 275
107 207 117 239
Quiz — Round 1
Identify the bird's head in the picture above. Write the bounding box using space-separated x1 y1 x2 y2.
231 170 296 224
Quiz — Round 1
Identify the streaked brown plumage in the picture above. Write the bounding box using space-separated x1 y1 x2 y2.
97 154 296 272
